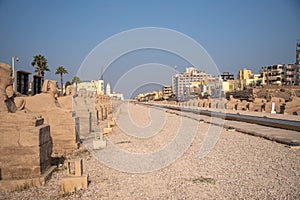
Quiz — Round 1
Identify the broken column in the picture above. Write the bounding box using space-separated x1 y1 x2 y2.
61 159 88 193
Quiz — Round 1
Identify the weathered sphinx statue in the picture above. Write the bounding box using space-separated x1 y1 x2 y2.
17 79 79 155
15 80 60 112
0 62 17 113
0 62 52 191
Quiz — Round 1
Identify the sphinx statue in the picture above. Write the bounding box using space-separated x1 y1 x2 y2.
18 80 79 155
17 80 60 112
0 62 17 113
0 62 53 190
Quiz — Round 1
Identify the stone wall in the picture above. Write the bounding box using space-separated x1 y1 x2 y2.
18 84 79 156
0 113 52 180
227 86 300 101
95 95 112 122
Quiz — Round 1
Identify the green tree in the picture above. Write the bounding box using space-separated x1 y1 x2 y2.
31 54 50 82
55 66 68 96
72 76 81 94
65 81 72 89
72 76 81 88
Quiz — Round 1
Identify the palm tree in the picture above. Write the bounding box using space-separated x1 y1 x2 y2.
72 76 81 87
40 64 50 82
31 54 50 82
72 76 81 94
55 66 68 96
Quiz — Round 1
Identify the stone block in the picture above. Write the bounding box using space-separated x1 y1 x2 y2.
0 128 20 147
19 124 51 147
103 127 112 134
61 175 88 193
109 119 116 127
0 166 56 192
39 109 78 155
93 140 106 149
66 159 83 177
103 107 108 119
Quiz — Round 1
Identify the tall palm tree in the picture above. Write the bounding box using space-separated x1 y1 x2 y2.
72 76 81 94
31 54 50 82
40 64 50 82
72 76 81 87
55 66 68 96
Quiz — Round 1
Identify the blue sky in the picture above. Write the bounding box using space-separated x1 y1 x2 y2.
0 0 299 97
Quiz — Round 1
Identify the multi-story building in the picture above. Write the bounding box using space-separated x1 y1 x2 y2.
162 86 172 100
296 40 300 85
110 92 124 100
76 79 105 95
260 64 284 86
238 68 253 89
172 67 220 101
96 80 105 95
77 81 97 94
297 40 300 65
238 68 253 80
136 91 162 102
283 64 298 85
220 72 234 81
220 72 239 93
106 82 111 96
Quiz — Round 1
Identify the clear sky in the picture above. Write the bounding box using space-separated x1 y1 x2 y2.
0 0 299 97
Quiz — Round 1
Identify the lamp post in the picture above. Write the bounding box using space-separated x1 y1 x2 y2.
11 56 19 92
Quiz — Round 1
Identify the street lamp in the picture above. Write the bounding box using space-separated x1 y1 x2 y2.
12 56 19 91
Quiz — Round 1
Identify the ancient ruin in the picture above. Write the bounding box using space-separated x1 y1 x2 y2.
15 80 79 155
94 95 112 122
0 62 54 191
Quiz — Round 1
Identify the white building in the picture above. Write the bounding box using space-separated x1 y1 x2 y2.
110 92 124 100
96 80 104 95
76 79 105 96
106 82 111 96
172 67 221 101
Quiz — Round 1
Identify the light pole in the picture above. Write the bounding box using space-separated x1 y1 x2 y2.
11 56 19 92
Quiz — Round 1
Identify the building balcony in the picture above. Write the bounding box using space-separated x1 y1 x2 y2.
285 65 295 70
285 71 295 75
268 76 281 81
285 78 294 82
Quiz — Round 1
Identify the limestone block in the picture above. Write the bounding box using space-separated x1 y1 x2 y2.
93 140 106 149
109 119 116 127
0 128 20 147
61 175 88 193
1 166 41 180
284 96 300 115
236 100 249 111
0 114 52 180
0 165 56 192
57 96 73 110
19 125 51 147
103 127 112 134
97 107 104 121
42 109 78 155
103 107 108 119
66 159 83 177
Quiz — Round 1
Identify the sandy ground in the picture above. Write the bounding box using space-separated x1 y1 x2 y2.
1 102 299 199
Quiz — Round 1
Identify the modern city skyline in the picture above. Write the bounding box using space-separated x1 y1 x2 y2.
0 0 299 98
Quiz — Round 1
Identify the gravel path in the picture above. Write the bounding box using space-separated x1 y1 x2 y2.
1 102 299 199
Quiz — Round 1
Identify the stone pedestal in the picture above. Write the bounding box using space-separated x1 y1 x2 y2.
93 132 106 149
61 159 88 193
103 127 112 134
42 109 79 156
0 113 54 191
